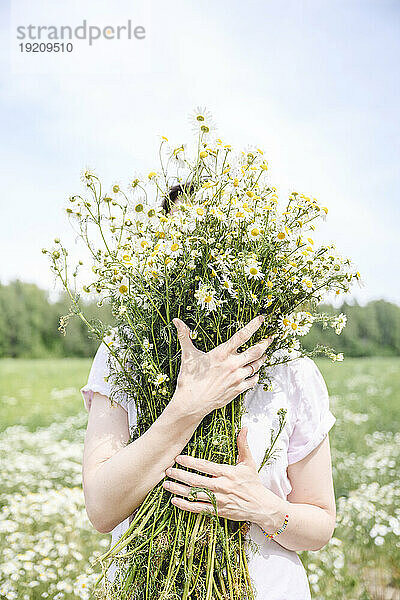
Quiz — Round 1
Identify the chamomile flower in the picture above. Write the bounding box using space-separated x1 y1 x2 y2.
329 352 344 362
80 167 97 186
153 373 170 386
142 338 153 351
294 312 315 336
128 172 144 195
301 278 313 292
244 259 264 280
189 106 217 137
188 203 207 222
169 143 187 169
134 235 151 254
165 239 184 258
247 222 263 241
114 277 129 299
219 276 234 293
131 198 148 224
331 313 347 334
194 283 219 312
249 292 258 303
280 312 314 338
148 171 159 182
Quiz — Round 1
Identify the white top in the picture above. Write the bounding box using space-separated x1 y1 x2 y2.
81 340 336 600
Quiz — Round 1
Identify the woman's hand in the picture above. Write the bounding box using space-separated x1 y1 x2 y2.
171 315 272 419
162 426 283 529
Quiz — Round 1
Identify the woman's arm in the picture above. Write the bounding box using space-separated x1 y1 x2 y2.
83 315 271 534
82 390 205 534
256 435 336 551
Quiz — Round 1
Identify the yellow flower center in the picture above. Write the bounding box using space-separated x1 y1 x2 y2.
250 228 260 237
119 285 128 294
204 295 212 303
277 232 286 240
249 267 258 275
171 243 179 251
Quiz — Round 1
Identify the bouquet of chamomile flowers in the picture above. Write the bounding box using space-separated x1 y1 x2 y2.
44 106 359 600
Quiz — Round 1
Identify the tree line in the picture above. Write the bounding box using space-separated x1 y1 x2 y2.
0 280 399 358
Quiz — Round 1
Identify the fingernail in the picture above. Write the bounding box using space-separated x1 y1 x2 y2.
259 315 265 323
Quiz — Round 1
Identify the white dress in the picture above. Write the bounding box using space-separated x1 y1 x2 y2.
81 340 336 600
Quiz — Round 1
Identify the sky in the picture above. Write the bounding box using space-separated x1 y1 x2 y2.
1 0 399 305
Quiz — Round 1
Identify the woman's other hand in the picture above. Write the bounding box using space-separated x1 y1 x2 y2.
171 315 272 418
162 426 284 528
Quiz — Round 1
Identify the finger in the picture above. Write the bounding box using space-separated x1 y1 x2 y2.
237 353 268 380
235 338 272 367
224 315 265 354
165 467 217 490
236 426 256 467
237 371 260 393
171 497 217 515
174 454 228 476
173 317 195 357
162 480 211 502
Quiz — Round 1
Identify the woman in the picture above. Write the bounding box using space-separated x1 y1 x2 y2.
80 184 337 600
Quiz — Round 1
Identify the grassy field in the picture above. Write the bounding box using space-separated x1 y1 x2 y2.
0 357 399 599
